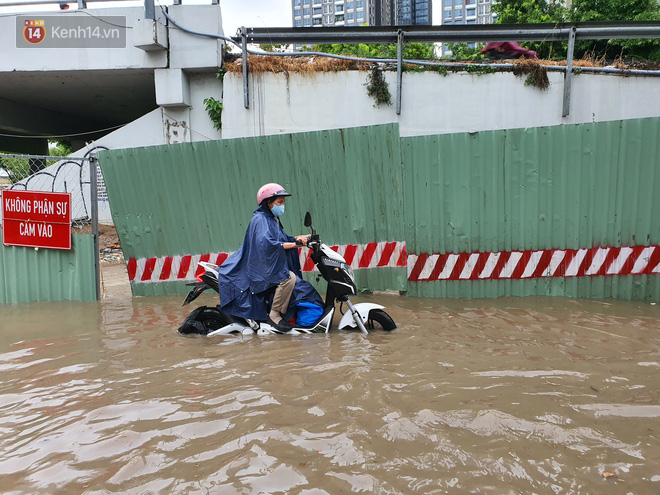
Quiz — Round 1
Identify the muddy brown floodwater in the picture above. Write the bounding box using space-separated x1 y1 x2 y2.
1 269 659 494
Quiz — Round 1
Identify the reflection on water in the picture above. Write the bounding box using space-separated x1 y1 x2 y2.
0 293 659 494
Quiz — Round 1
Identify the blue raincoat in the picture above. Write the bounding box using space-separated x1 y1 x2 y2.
217 205 323 321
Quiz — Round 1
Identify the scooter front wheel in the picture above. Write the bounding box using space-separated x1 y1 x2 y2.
178 306 234 335
367 309 396 331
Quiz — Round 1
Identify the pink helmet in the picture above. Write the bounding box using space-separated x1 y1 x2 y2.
257 183 291 205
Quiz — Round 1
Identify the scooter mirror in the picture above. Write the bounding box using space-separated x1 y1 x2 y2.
304 211 312 228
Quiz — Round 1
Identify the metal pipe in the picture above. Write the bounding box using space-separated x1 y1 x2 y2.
560 66 660 76
89 155 101 301
396 29 403 116
562 25 576 118
234 22 660 45
242 26 249 109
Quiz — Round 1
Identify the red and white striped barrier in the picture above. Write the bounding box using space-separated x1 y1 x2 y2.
407 245 660 282
126 241 407 283
127 242 660 284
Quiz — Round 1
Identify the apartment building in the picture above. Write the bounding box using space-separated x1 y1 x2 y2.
439 0 497 55
441 0 497 26
291 0 432 28
397 0 432 25
291 0 369 28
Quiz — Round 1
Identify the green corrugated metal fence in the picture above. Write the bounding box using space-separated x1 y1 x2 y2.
99 117 660 301
99 124 406 296
403 118 660 300
0 234 96 303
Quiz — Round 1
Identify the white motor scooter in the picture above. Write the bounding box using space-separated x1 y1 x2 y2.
178 212 396 336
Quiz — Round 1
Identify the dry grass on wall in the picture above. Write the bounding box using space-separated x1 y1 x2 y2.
223 54 660 78
224 55 370 75
513 58 551 90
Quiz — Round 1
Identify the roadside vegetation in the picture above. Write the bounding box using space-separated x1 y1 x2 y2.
494 0 660 60
0 140 72 181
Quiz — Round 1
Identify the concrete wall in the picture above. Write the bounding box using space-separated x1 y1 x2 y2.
54 72 223 224
221 70 660 138
0 7 168 72
83 67 660 155
0 4 222 72
73 67 660 224
77 71 224 153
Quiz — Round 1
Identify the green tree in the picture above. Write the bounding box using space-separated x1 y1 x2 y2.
493 0 568 59
493 0 660 60
259 44 284 53
494 0 567 24
48 140 73 157
314 42 436 60
0 154 29 183
568 0 660 60
443 43 487 60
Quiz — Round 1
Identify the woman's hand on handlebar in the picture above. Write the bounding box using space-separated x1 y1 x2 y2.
295 235 311 246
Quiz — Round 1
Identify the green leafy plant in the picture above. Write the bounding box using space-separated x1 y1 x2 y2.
48 140 72 157
315 42 437 60
443 43 487 61
402 64 426 73
365 67 391 106
493 0 660 60
464 64 497 76
203 97 223 130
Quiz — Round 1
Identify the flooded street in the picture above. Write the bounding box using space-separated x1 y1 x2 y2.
1 275 659 494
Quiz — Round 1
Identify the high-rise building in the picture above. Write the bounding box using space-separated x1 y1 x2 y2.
375 0 396 26
440 0 497 27
291 0 432 29
291 0 370 28
396 0 432 25
439 0 498 55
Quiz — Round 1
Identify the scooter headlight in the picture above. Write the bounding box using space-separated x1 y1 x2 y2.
322 257 355 282
342 263 355 282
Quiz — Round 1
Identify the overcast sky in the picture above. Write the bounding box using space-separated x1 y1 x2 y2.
221 0 292 36
0 0 441 36
220 0 442 35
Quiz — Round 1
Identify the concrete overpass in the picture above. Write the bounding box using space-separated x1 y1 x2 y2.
0 0 224 153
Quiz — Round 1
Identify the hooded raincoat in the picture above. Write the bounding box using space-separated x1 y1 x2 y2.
217 205 323 321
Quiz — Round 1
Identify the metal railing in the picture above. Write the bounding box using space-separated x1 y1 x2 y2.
234 22 660 44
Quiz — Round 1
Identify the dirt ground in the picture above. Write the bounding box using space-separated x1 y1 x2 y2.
98 224 121 250
94 225 131 298
72 224 121 252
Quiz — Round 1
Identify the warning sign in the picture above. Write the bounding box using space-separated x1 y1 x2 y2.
2 190 71 250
